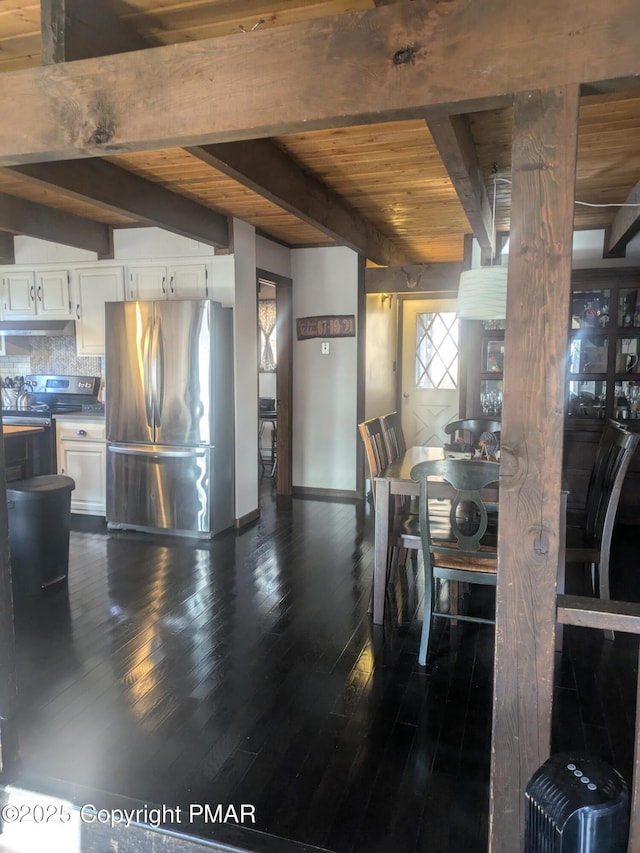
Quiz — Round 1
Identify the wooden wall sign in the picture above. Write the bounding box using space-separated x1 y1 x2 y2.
296 315 356 340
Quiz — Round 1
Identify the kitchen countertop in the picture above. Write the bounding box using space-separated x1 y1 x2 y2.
53 411 105 421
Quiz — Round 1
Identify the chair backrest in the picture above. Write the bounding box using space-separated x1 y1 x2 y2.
584 420 640 544
410 459 500 561
444 418 502 448
358 417 389 481
380 411 407 462
259 397 276 415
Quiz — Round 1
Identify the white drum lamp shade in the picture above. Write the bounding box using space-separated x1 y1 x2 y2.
457 266 508 320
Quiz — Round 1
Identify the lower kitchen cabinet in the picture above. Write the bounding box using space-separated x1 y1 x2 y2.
56 419 106 515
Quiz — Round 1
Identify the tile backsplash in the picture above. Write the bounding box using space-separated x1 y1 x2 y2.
0 335 103 379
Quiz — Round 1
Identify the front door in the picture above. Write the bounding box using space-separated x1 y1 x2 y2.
401 298 459 447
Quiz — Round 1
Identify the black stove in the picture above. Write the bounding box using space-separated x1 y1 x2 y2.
3 374 102 424
2 375 103 475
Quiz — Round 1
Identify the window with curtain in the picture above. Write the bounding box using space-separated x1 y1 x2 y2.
258 299 277 371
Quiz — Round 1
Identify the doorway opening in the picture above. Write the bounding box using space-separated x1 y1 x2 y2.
257 270 292 497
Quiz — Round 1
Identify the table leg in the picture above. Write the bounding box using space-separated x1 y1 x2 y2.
373 478 391 625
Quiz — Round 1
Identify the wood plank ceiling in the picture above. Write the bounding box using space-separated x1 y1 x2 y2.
0 0 638 264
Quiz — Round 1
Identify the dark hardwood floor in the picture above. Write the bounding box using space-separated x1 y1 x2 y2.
3 482 639 852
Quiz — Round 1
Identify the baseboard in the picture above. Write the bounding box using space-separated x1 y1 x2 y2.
235 507 260 529
291 486 361 502
70 514 107 532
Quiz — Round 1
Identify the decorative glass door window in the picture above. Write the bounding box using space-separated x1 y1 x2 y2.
415 312 459 389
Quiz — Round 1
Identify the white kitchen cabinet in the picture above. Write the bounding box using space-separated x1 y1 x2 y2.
56 418 106 515
35 270 73 317
1 269 72 319
169 263 210 298
126 262 211 301
74 266 124 356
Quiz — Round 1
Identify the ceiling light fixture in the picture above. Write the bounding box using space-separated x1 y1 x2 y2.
457 170 508 321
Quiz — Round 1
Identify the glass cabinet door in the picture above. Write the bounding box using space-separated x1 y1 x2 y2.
571 289 610 329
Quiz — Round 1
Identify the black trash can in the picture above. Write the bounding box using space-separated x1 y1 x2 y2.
6 475 75 597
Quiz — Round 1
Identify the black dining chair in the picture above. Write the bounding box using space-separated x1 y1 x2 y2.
410 458 500 666
380 411 407 463
565 419 639 628
444 418 501 453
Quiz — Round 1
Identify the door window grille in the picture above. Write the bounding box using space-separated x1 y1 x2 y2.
415 312 459 389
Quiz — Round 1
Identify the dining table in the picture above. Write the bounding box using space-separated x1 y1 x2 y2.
372 445 567 627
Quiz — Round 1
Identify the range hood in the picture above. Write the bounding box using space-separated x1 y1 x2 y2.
0 320 75 337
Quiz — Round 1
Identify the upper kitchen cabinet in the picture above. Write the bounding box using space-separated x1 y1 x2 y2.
1 268 73 319
126 262 211 301
74 267 125 356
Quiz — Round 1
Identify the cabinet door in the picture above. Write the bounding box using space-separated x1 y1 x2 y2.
58 441 106 515
2 271 36 317
56 419 106 515
75 267 124 356
126 265 168 301
36 270 72 317
168 263 209 299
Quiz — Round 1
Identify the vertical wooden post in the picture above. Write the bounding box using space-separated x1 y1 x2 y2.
274 276 293 498
489 85 579 851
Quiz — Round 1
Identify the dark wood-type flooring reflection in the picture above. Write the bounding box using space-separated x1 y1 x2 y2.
6 482 640 852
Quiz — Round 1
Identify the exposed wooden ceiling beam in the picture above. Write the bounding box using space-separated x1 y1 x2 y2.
41 0 148 65
34 1 230 248
9 160 229 249
39 0 427 263
426 114 493 256
604 179 640 257
0 193 113 257
365 262 461 293
188 141 406 266
0 0 637 164
0 233 14 265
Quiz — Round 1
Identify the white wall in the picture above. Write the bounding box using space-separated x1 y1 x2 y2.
13 228 216 265
365 293 398 419
291 246 359 492
14 236 97 264
114 227 214 259
256 235 291 279
230 219 259 521
490 229 640 269
571 229 640 268
209 255 236 307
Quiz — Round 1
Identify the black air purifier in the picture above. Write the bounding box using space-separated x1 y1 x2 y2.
524 753 629 853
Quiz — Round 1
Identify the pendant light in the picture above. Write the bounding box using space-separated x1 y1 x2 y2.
457 171 508 320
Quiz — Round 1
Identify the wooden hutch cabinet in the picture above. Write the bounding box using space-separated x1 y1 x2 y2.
463 267 640 521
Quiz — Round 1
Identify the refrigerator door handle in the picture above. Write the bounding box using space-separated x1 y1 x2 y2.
109 445 207 459
151 316 164 428
157 316 165 426
142 316 154 428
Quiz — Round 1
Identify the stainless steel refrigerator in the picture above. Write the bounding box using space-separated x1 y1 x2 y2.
105 300 234 537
